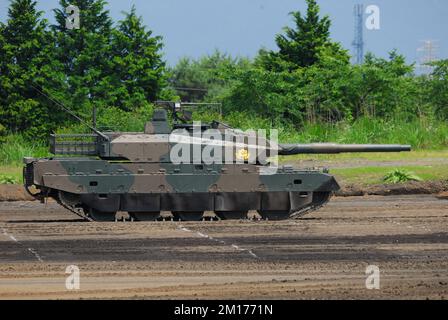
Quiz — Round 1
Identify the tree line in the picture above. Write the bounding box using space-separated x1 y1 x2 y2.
0 0 447 140
0 0 167 139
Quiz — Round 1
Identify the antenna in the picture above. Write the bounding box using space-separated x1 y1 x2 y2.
352 4 364 65
31 84 109 140
417 40 439 74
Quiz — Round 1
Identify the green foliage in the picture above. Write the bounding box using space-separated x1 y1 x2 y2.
109 6 168 111
0 135 49 166
428 59 448 120
347 51 420 119
52 0 114 117
55 104 155 134
288 117 448 148
219 49 421 125
0 124 6 144
383 169 423 184
52 0 170 127
0 0 169 139
96 105 154 132
166 0 447 129
257 0 349 71
0 0 56 139
0 175 19 184
206 1 417 124
169 50 251 102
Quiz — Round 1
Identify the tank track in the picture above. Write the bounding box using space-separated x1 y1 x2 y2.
54 191 332 222
57 191 93 222
289 192 332 219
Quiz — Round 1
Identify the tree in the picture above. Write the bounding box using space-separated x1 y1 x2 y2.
169 50 251 102
109 6 167 111
344 51 417 119
257 0 348 71
0 0 55 138
52 0 114 117
428 59 448 120
0 22 6 127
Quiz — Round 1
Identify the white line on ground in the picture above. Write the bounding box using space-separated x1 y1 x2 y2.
178 225 259 259
1 226 44 262
1 227 17 242
247 250 258 258
391 219 432 232
196 232 205 237
27 248 44 263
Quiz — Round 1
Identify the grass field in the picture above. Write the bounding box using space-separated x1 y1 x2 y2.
331 165 448 185
280 150 448 162
0 166 22 184
281 150 448 185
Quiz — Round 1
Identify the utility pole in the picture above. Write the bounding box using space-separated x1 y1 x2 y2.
352 4 364 65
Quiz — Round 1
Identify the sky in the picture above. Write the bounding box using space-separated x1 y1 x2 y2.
0 0 447 66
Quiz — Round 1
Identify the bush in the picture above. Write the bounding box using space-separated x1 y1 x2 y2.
0 174 19 184
383 169 422 184
97 105 154 132
0 123 6 144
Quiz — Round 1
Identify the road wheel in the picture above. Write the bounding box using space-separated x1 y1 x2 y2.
84 208 116 222
172 212 204 221
215 211 248 220
131 212 161 222
257 210 290 221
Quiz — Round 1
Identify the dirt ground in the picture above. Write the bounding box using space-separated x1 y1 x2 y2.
0 195 447 300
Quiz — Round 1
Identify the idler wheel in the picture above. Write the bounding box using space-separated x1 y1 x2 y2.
59 191 81 207
215 211 248 220
172 212 204 221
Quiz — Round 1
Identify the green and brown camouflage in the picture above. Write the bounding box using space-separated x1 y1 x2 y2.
23 106 411 221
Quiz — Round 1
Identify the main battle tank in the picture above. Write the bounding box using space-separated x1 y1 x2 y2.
23 102 411 221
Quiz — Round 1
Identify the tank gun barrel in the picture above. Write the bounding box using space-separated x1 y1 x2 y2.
278 143 411 155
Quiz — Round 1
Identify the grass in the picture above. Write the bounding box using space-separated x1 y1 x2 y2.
280 150 448 162
332 165 448 186
0 135 49 184
279 117 448 150
0 135 49 166
0 165 23 184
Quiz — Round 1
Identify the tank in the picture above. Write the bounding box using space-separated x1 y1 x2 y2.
23 101 411 221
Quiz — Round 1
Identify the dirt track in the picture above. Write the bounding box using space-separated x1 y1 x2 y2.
0 195 447 299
